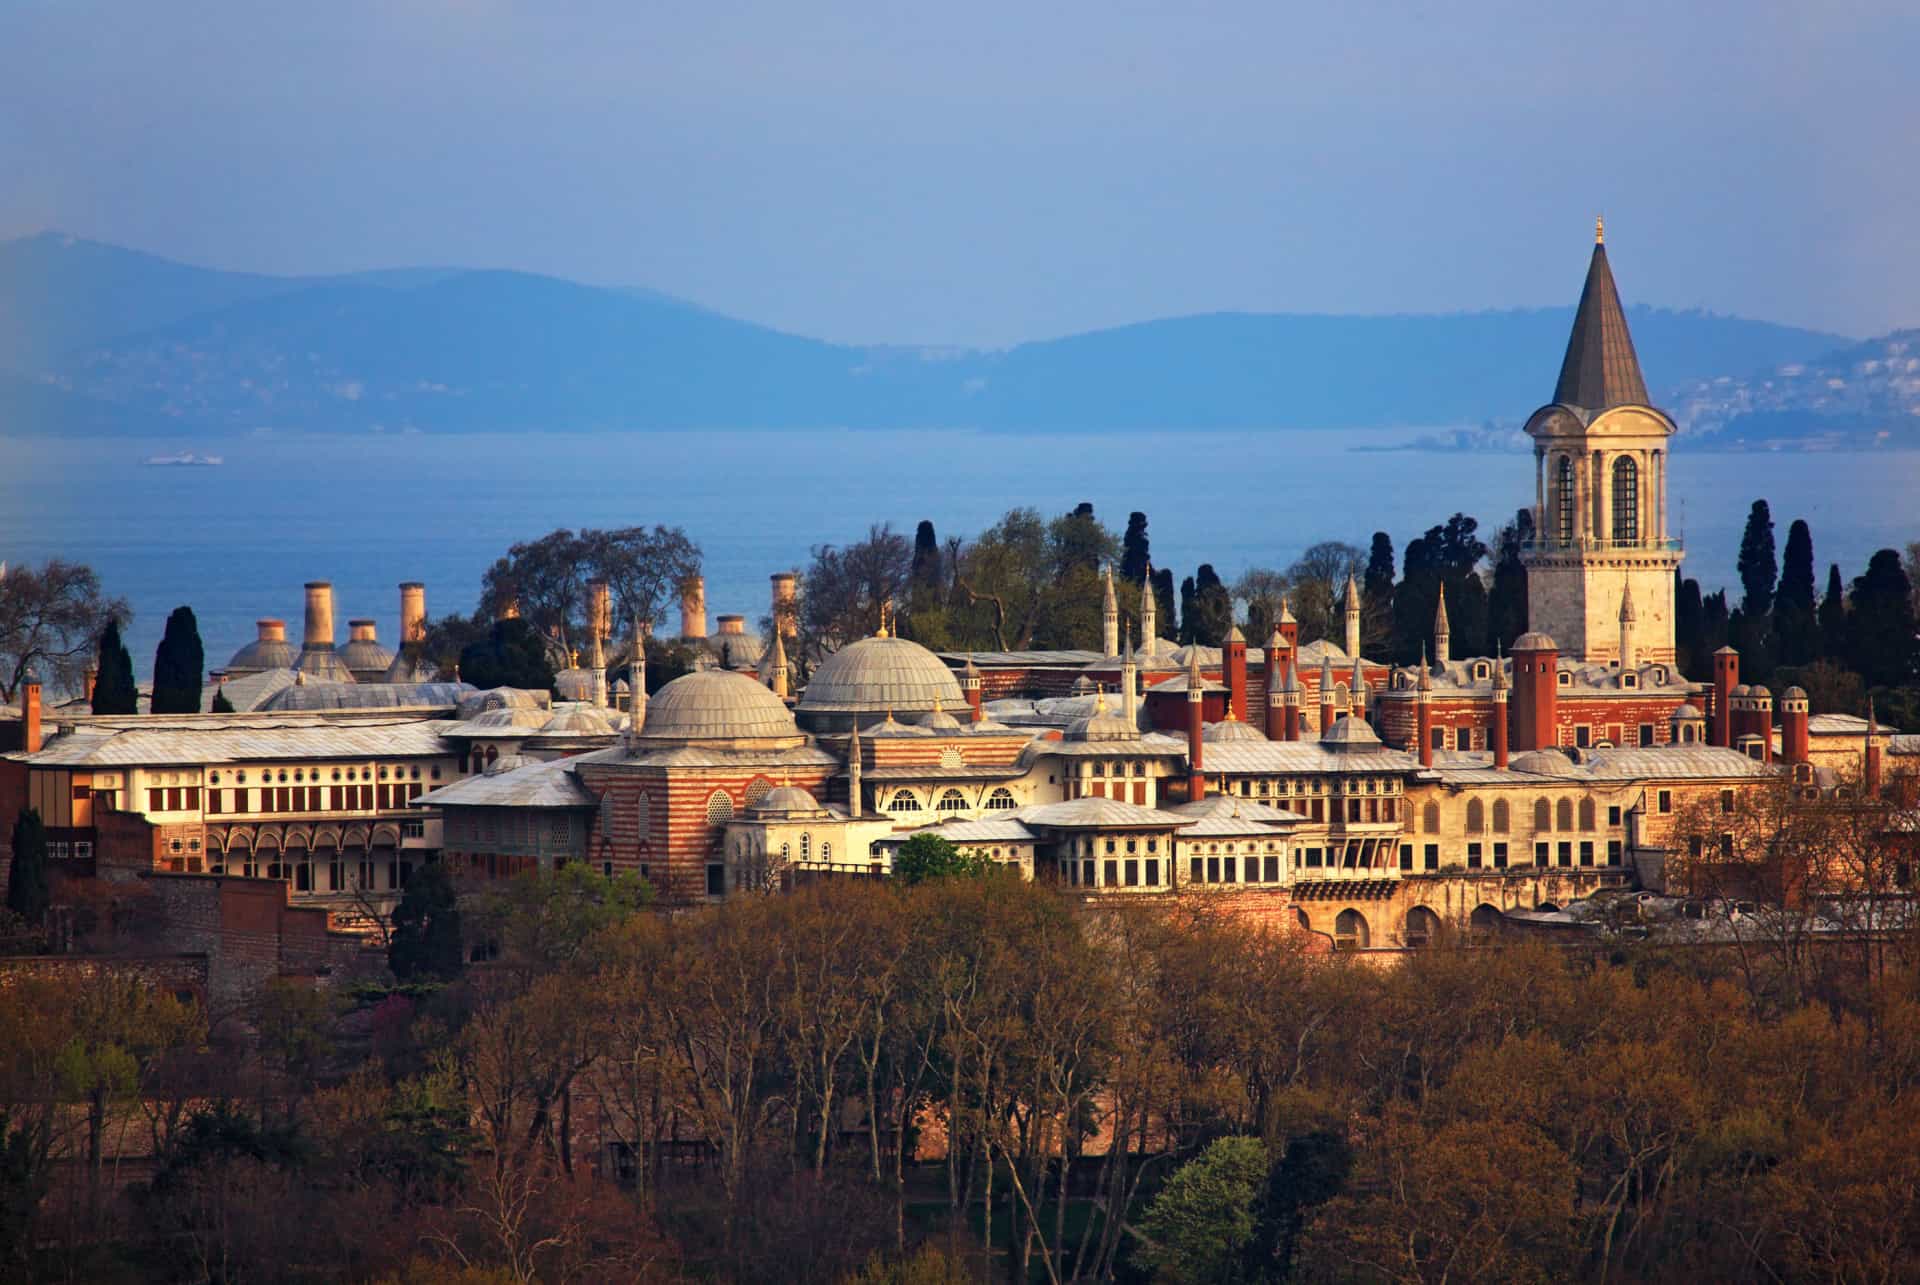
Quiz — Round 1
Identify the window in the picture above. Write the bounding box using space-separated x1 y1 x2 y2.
706 790 734 824
1493 842 1508 869
1430 727 1446 751
1558 842 1572 867
1124 859 1138 887
1607 840 1622 866
1556 799 1574 831
1579 841 1593 866
1578 799 1596 831
1104 860 1118 886
1639 723 1655 747
1492 799 1510 833
1467 842 1483 869
1720 789 1735 815
1555 455 1574 542
986 788 1017 811
1611 455 1639 541
1608 805 1622 826
1423 844 1438 871
1404 906 1440 949
822 842 832 862
1399 844 1412 871
1466 799 1485 833
1422 802 1440 833
936 789 967 813
1534 799 1551 831
1305 847 1323 869
1456 728 1472 751
1658 789 1672 814
1145 859 1159 886
1534 842 1549 867
1574 725 1591 748
706 863 725 896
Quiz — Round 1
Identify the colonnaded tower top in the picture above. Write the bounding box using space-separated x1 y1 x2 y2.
1519 219 1684 664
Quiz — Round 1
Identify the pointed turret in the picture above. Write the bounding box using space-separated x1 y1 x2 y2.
1432 583 1451 667
769 629 790 700
1121 628 1139 731
1553 218 1649 412
1415 648 1433 767
1344 573 1362 659
1140 563 1158 644
1101 563 1119 657
1618 583 1638 669
1349 655 1367 719
847 721 864 815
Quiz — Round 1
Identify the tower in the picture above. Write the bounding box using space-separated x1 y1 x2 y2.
1349 655 1367 722
1121 632 1138 732
1102 564 1119 658
1318 654 1335 734
1510 631 1560 751
1491 646 1510 769
1224 624 1247 721
1185 644 1206 802
1519 222 1683 663
1415 651 1433 768
1432 584 1450 667
769 630 790 701
1344 573 1362 659
1617 584 1637 670
962 653 984 723
1140 564 1158 644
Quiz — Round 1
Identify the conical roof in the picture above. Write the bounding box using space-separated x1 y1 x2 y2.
1553 227 1649 412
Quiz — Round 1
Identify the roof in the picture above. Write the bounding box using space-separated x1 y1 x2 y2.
640 669 800 743
18 716 456 767
259 680 475 712
1809 713 1895 736
415 758 598 809
1164 795 1306 832
800 636 964 714
939 649 1104 670
879 816 1039 846
205 668 298 713
1553 240 1649 412
1015 798 1194 830
1199 740 1424 775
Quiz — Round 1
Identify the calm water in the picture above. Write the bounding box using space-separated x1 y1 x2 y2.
2 428 1915 683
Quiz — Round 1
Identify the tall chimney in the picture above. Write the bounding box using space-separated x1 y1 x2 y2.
1781 686 1810 765
258 619 287 644
1224 625 1247 722
1491 650 1510 769
680 577 707 640
1511 632 1559 751
21 668 42 755
303 582 336 648
587 579 611 641
1711 647 1739 748
399 582 427 644
1416 654 1433 769
771 572 798 637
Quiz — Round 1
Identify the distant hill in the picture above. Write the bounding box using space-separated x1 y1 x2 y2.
1669 331 1920 449
0 231 1858 438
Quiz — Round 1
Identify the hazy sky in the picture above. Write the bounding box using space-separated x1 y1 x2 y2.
5 0 1916 346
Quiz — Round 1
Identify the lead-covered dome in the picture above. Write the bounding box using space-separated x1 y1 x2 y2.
639 670 801 746
796 636 965 732
226 619 299 675
1510 748 1579 777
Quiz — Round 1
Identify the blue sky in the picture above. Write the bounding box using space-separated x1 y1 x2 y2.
4 0 1916 345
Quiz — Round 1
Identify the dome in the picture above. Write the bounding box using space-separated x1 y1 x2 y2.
749 785 828 818
866 711 931 738
1204 717 1266 744
483 753 538 776
456 687 548 720
463 705 549 729
796 636 965 731
638 670 801 744
540 708 614 736
1509 748 1578 777
227 621 299 675
1782 686 1808 701
339 629 396 681
918 703 964 733
1511 631 1559 652
296 647 357 683
1730 683 1753 698
383 651 435 684
1672 703 1704 719
1319 715 1383 751
554 669 597 701
259 680 473 712
1067 695 1135 742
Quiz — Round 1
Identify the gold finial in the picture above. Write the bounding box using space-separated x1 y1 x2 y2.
1595 215 1604 245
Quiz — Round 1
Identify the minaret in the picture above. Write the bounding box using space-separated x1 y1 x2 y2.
1121 630 1138 732
1140 563 1158 646
627 613 648 743
1617 584 1637 670
1102 564 1119 658
962 653 984 723
1278 595 1299 654
589 626 608 708
1349 655 1367 722
769 629 790 700
1864 697 1883 796
1224 623 1248 721
1433 583 1451 668
1318 653 1335 735
847 721 864 816
1491 643 1511 769
1344 573 1362 659
1284 664 1302 742
1185 643 1206 802
1264 629 1286 742
1416 649 1434 768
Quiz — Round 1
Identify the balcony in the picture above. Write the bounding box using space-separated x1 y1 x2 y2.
1521 537 1683 555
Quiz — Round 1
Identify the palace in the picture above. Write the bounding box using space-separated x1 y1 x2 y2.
3 224 1916 963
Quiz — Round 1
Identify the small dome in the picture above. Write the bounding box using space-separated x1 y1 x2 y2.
1672 703 1704 720
1511 631 1559 652
227 622 299 675
1319 715 1383 750
1510 748 1578 776
456 687 547 720
867 712 932 738
383 651 435 684
613 677 631 694
1203 718 1266 744
1067 695 1135 742
918 704 964 733
796 635 965 729
296 647 357 683
540 708 614 736
1782 686 1808 701
639 670 800 744
749 785 828 818
484 753 537 776
554 669 598 701
1730 683 1752 698
340 637 396 680
462 705 548 729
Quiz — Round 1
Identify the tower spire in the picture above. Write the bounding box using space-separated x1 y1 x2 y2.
1554 221 1648 411
1140 562 1157 644
1433 582 1451 667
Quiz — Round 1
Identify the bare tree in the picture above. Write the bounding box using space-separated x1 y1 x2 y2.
0 560 129 702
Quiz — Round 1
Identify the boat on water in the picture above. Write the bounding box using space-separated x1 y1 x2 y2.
143 452 224 467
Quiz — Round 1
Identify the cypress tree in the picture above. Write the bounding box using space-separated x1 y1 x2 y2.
1674 575 1706 679
909 520 941 593
1774 519 1818 666
6 808 49 922
150 606 205 714
92 620 137 715
1736 499 1777 619
1846 549 1919 688
1178 576 1199 645
1486 511 1532 655
1192 564 1232 647
1152 568 1176 640
1819 563 1848 658
1364 533 1395 623
388 862 463 981
1121 512 1151 584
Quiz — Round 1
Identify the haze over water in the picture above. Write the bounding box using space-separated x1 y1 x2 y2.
3 428 1915 683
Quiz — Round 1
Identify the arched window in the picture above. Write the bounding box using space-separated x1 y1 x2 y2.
744 778 772 807
821 842 832 862
1534 799 1551 831
1578 798 1596 831
1492 799 1510 833
1466 799 1485 834
635 791 651 841
800 833 811 861
1422 802 1441 834
1334 909 1370 951
1611 456 1639 542
1470 903 1501 937
1404 905 1441 948
780 842 790 861
986 788 1017 811
1293 907 1310 932
1556 798 1574 831
936 789 967 813
705 790 734 824
888 790 922 813
1555 455 1575 543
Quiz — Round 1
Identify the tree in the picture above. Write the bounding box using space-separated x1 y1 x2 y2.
1775 519 1819 667
1184 564 1233 647
1847 549 1919 688
1135 1135 1269 1284
1121 512 1152 584
1364 532 1396 634
210 688 235 714
1486 511 1532 656
952 506 1117 652
480 526 702 663
1819 563 1848 659
891 834 989 885
1737 499 1778 619
909 520 941 595
150 606 205 715
389 863 464 982
0 560 129 704
1285 541 1366 648
1153 568 1177 641
799 524 914 663
1675 574 1707 679
1234 568 1291 643
5 810 48 923
92 619 138 715
458 618 558 693
1392 515 1487 663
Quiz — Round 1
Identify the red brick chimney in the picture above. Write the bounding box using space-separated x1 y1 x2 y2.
1711 647 1739 748
1865 699 1883 796
1781 686 1810 765
1224 626 1247 722
1416 655 1434 769
1751 687 1773 765
1511 631 1559 751
22 668 43 754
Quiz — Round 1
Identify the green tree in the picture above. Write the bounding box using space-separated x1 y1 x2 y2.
1675 573 1707 679
1364 531 1397 634
1486 511 1531 656
909 520 941 595
891 833 989 885
1121 511 1152 585
150 605 205 714
1153 567 1177 642
1774 518 1819 666
389 862 464 982
458 617 557 693
1819 563 1848 658
91 619 137 715
1185 564 1233 647
1737 499 1778 618
6 810 49 923
1136 1135 1269 1284
1847 549 1919 688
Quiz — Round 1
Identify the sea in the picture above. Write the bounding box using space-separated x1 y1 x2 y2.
2 427 1915 685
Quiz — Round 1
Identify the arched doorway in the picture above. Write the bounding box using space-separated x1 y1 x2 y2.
1334 909 1369 951
1403 905 1441 948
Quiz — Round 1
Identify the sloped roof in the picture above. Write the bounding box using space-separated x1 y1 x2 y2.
416 757 598 809
1553 241 1649 412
